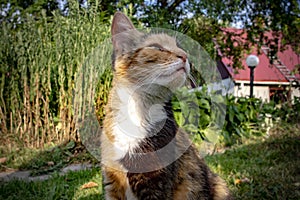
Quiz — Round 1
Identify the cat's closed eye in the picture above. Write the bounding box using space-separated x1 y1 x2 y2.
147 43 166 52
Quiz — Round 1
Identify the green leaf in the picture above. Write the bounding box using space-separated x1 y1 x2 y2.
64 141 75 150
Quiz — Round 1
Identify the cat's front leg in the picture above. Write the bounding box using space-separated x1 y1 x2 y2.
127 171 175 200
102 167 128 200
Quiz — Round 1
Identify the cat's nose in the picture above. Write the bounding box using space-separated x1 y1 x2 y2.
177 53 187 63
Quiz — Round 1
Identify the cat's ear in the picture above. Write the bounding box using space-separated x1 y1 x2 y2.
111 12 135 36
111 12 142 56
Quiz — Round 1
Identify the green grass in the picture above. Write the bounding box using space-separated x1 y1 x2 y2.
0 141 98 175
0 168 104 200
205 123 300 199
1 123 299 200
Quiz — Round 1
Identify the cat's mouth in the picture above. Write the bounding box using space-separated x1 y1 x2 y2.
163 66 186 77
176 67 186 73
157 60 190 79
174 61 190 75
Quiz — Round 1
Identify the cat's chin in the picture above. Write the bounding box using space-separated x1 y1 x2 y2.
153 75 187 92
153 62 189 90
165 68 188 88
176 67 186 73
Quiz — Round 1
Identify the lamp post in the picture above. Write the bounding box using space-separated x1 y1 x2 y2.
246 55 259 98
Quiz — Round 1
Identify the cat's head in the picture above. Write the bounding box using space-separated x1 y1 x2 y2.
111 12 190 92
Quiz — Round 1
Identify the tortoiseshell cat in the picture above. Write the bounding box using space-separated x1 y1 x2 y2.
101 12 232 200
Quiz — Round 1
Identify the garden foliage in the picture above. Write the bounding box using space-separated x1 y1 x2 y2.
0 7 110 148
0 5 298 149
173 88 300 146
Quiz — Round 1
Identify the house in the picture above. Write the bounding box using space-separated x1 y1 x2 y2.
217 29 300 102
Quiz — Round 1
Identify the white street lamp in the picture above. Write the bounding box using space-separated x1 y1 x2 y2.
246 55 259 98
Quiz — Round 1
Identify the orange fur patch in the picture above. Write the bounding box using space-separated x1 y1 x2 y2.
103 167 128 200
173 180 190 200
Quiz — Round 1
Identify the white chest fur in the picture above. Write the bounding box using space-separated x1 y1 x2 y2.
110 86 147 161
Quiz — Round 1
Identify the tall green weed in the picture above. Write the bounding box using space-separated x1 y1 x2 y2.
0 7 110 148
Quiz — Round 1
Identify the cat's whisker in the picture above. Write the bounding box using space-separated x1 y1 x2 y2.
134 71 161 82
139 69 169 85
128 66 155 75
177 38 183 46
130 64 170 78
159 62 175 67
188 74 198 88
136 70 165 85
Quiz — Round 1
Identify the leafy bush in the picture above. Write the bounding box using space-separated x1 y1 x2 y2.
221 96 265 146
173 87 299 147
262 96 300 123
173 87 222 139
173 89 270 146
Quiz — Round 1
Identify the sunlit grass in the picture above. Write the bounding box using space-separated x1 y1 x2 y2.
0 141 98 175
0 123 299 200
205 123 300 199
0 168 104 200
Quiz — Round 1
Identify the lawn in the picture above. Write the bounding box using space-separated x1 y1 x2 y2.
0 123 299 200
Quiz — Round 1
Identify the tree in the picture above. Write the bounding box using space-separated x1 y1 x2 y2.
2 0 299 69
0 0 60 22
137 0 299 70
103 0 299 69
191 0 300 60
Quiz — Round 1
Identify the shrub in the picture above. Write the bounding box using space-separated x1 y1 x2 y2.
173 89 269 147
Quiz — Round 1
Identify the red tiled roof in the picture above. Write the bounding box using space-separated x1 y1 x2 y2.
219 28 300 83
